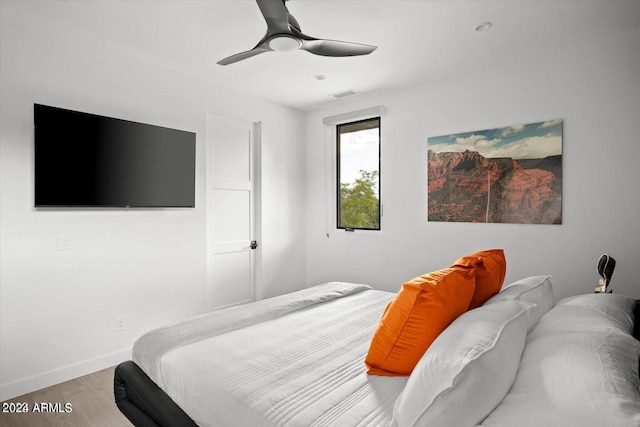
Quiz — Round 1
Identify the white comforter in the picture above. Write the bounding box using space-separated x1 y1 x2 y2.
133 282 407 427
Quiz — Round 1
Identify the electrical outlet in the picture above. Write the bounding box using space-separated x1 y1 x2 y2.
54 237 72 251
115 316 127 332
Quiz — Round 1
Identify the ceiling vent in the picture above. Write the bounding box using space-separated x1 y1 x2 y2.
330 89 360 99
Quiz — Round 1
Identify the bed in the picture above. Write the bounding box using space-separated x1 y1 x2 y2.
114 254 640 427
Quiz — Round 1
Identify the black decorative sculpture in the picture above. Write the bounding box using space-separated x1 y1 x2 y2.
595 254 616 293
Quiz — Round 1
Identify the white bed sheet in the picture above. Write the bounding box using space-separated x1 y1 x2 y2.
133 282 407 427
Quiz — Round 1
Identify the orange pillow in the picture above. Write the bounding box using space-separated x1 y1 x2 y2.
365 266 476 376
453 249 506 310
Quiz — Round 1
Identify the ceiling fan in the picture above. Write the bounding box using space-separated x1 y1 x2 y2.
217 0 377 66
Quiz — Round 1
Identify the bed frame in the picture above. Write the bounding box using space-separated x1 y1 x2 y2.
115 300 640 427
114 360 197 427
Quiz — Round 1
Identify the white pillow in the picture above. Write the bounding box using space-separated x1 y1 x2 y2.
483 275 553 331
391 300 533 427
480 294 640 427
528 292 636 339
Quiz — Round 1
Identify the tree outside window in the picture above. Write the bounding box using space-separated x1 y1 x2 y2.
337 117 380 230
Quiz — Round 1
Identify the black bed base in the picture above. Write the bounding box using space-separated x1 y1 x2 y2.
114 361 197 427
634 299 640 340
115 300 640 427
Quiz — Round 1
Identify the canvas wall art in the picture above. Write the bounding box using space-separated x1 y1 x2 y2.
427 120 562 224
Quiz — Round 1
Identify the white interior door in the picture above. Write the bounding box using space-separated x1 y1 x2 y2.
206 112 260 310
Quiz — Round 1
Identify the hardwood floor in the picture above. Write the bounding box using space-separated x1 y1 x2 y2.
0 366 132 427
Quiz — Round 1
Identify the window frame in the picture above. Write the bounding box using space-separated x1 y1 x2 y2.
336 116 381 231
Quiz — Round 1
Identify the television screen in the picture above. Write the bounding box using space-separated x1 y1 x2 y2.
34 104 196 208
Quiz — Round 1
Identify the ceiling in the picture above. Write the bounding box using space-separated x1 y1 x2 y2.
1 0 638 111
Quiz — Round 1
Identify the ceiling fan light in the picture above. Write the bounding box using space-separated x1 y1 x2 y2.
269 36 302 52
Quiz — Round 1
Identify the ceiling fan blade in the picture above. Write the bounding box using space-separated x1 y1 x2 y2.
286 10 301 32
300 38 377 57
217 46 270 66
256 0 292 36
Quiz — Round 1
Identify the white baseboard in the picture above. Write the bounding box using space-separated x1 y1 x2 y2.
0 348 132 402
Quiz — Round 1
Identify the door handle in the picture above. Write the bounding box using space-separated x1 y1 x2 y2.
250 240 258 250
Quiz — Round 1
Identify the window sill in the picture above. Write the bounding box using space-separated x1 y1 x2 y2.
333 228 382 236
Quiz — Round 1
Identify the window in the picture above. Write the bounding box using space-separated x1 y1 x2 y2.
337 117 381 230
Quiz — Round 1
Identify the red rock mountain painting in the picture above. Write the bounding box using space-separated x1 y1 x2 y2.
427 120 562 224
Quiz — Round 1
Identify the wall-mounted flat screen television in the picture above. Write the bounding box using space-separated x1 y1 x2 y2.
34 104 196 208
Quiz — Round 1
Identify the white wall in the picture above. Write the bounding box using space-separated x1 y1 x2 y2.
305 25 640 301
0 17 306 400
